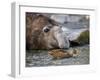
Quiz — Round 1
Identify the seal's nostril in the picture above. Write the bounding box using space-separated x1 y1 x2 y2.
44 28 50 32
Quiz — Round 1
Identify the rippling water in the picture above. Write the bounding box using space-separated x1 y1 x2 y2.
26 45 89 67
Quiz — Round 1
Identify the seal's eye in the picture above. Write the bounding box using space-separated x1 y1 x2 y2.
44 28 50 32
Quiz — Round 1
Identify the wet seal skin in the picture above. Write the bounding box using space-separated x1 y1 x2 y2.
48 49 80 59
26 14 70 50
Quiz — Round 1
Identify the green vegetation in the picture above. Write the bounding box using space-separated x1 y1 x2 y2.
75 30 89 45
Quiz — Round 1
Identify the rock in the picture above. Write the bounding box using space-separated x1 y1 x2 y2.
70 30 89 46
51 15 67 23
74 30 89 44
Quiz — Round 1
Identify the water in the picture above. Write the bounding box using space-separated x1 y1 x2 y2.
26 45 89 67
